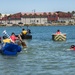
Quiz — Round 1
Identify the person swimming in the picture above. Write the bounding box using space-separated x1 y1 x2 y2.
70 45 75 50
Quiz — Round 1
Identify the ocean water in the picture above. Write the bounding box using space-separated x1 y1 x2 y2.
0 25 75 75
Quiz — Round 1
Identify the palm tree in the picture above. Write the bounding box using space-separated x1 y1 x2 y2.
19 13 22 23
43 12 47 24
33 13 37 24
0 13 2 19
48 12 51 16
0 13 2 23
29 13 32 24
8 14 11 24
39 14 42 24
67 11 71 14
53 13 57 22
24 13 27 24
72 11 75 14
43 12 47 17
14 14 16 24
4 14 7 25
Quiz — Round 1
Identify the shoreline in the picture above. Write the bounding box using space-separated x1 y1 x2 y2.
0 23 75 27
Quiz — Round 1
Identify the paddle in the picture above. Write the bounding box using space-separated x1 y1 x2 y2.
17 25 28 48
18 35 27 48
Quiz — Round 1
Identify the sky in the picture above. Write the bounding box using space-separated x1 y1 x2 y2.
0 0 75 14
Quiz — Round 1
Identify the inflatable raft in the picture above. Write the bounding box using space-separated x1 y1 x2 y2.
0 43 22 55
52 34 66 41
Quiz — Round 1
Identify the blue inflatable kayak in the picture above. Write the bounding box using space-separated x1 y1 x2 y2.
0 43 22 55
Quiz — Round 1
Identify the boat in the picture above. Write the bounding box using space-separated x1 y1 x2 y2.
21 28 32 39
0 43 22 55
20 34 32 39
16 33 32 40
16 28 32 39
52 33 66 41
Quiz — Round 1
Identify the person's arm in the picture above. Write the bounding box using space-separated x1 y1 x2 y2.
15 36 18 40
18 35 22 41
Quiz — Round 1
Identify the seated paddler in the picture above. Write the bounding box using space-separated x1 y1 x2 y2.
21 28 28 35
10 32 19 43
55 29 62 34
10 32 23 46
2 35 11 43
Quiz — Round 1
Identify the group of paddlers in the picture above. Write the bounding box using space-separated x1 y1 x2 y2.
2 28 75 55
1 28 31 48
0 28 31 55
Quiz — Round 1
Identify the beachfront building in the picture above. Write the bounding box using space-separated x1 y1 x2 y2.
72 14 75 22
0 11 73 26
56 11 73 24
21 12 48 25
0 14 10 24
1 12 48 25
2 13 21 24
47 12 58 23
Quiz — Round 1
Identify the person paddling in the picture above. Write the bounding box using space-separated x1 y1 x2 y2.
2 35 11 43
21 28 28 35
10 32 27 48
56 29 62 34
18 34 27 48
10 32 18 43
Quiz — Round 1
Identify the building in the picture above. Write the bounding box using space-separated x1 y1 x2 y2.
0 12 73 26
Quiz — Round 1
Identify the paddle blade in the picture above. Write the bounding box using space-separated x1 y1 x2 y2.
3 30 7 34
21 41 27 48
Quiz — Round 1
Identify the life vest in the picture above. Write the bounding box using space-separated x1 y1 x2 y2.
56 32 61 34
3 38 11 43
22 30 27 35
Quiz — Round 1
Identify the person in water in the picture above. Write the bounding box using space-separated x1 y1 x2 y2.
56 30 61 34
2 35 11 43
70 45 75 50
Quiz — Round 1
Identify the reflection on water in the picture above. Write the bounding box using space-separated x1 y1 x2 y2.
0 26 75 75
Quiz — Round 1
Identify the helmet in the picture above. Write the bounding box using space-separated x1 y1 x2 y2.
71 45 75 48
3 36 8 39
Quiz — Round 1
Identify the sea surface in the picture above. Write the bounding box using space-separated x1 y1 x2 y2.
0 25 75 75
